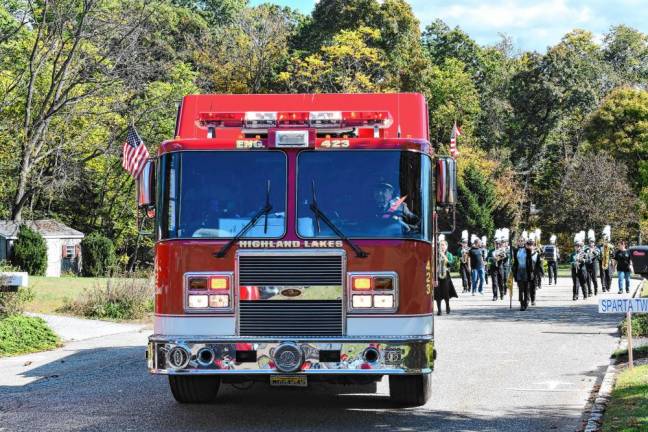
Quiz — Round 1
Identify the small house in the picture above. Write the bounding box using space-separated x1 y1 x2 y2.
0 219 84 277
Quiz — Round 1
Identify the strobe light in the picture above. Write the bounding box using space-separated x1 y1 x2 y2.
273 342 304 373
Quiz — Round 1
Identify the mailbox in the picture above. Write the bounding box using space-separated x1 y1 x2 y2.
629 246 648 278
0 272 29 292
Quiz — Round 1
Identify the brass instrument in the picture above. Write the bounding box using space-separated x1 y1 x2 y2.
573 251 587 266
493 247 508 262
461 246 471 266
601 243 612 269
438 252 449 278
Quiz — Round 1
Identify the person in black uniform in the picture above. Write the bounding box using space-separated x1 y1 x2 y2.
436 236 458 315
599 225 614 293
543 235 559 285
585 229 601 296
458 230 472 293
512 235 541 310
570 231 589 300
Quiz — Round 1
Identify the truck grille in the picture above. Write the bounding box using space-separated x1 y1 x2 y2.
238 253 344 336
239 300 343 336
238 255 342 286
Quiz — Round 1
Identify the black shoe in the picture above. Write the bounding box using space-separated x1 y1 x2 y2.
492 297 497 301
500 295 504 300
446 306 450 314
588 291 593 295
573 296 577 301
531 301 536 306
437 310 442 316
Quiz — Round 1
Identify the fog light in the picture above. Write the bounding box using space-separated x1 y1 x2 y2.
352 295 372 308
188 294 208 308
209 294 229 308
373 294 394 308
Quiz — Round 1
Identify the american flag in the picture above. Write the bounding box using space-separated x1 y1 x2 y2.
449 122 462 158
122 126 149 178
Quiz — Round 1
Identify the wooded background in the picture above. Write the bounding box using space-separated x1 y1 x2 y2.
1 0 647 266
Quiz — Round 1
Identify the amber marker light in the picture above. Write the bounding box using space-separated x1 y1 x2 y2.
209 276 229 290
352 276 373 291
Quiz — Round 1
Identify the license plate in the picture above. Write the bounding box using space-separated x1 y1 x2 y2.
270 375 307 387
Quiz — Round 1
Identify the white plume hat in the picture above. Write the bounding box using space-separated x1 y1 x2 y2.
481 235 487 245
502 228 510 241
438 234 446 243
550 234 557 244
587 229 595 242
602 225 611 241
470 234 479 244
461 230 469 243
521 230 528 240
495 229 502 242
535 228 541 243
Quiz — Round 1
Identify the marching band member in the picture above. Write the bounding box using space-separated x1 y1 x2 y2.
487 230 501 301
534 229 544 290
570 231 588 300
586 229 601 296
459 230 472 293
599 226 614 293
502 228 512 291
482 235 489 286
512 232 541 310
543 235 559 285
436 235 458 315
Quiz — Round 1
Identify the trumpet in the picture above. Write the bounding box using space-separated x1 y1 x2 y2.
493 247 508 261
573 251 587 266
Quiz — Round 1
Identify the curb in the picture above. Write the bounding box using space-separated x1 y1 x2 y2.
583 279 644 432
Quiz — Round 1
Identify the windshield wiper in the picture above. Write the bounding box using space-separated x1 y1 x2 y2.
214 180 272 258
309 181 368 258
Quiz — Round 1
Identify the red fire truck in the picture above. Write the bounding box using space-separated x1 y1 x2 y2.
138 93 457 406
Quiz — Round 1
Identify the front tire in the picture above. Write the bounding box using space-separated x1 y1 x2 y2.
389 374 431 407
168 375 221 403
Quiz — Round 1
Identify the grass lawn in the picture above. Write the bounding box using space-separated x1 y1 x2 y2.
25 276 113 314
602 364 648 432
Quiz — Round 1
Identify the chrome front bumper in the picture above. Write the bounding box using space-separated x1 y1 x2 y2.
148 336 434 375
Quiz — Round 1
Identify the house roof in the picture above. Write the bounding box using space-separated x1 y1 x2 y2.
0 219 84 240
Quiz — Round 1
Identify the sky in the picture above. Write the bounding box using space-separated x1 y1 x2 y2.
248 0 648 52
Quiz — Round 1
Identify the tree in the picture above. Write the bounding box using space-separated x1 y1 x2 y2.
280 26 391 93
544 153 638 238
603 25 648 86
205 4 301 93
10 224 47 276
80 232 116 277
423 58 480 147
585 87 648 195
2 0 151 221
453 163 496 245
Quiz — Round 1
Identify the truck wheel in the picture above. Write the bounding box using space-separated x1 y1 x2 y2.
168 375 221 403
389 374 431 407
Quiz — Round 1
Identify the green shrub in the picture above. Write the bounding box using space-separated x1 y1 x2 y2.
61 276 154 320
620 314 648 337
10 225 47 276
0 315 58 356
80 232 116 277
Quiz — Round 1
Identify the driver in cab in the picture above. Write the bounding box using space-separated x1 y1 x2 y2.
373 182 419 233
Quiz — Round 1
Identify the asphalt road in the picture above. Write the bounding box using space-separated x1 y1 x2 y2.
0 277 636 432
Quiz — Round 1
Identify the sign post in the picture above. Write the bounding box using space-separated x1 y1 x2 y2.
599 297 648 368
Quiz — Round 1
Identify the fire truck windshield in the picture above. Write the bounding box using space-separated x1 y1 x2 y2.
297 150 431 241
159 151 286 239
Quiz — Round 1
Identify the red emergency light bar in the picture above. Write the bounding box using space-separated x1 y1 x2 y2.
197 111 393 130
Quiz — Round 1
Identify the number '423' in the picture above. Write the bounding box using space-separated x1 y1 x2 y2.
320 139 350 148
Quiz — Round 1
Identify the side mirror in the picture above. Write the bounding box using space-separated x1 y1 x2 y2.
137 159 156 213
436 157 457 206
